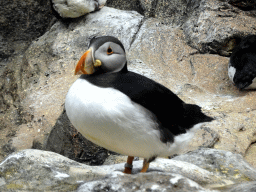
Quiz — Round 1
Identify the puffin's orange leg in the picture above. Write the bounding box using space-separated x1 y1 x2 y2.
123 156 134 174
140 159 150 173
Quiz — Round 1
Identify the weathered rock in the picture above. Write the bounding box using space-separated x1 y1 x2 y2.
173 148 256 184
0 0 56 160
52 0 106 18
0 0 55 59
222 181 256 192
106 0 191 25
183 0 256 56
228 0 256 10
77 172 216 192
244 143 256 168
105 0 142 15
0 149 255 191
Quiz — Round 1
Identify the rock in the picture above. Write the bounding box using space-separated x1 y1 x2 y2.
228 0 256 10
183 0 256 56
223 181 256 192
52 0 106 18
103 154 128 165
106 0 145 16
0 0 56 160
106 0 191 25
244 143 256 168
77 172 216 192
173 148 256 185
0 0 55 59
0 149 255 191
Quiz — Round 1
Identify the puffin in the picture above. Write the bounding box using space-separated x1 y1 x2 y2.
65 36 213 174
228 35 256 89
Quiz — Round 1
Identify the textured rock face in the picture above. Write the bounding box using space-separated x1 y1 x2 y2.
77 173 214 192
0 0 56 160
0 149 255 191
106 0 189 25
52 0 107 18
0 0 55 59
183 0 256 56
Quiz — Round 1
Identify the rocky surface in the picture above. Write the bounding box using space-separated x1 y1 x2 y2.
0 149 255 191
183 0 256 56
0 0 56 160
52 0 106 18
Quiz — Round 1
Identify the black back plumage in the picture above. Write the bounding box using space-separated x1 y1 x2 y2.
230 35 256 89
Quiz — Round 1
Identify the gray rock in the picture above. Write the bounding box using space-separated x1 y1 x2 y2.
183 0 256 56
223 181 256 192
228 0 256 10
0 0 56 160
0 149 255 191
0 0 55 60
106 0 191 26
173 148 256 183
52 0 106 18
77 172 216 192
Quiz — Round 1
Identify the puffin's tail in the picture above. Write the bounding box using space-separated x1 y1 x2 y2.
181 103 213 129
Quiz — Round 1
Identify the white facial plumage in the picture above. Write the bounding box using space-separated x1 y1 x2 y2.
94 42 126 73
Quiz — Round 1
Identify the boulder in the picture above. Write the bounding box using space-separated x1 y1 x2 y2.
173 148 256 184
52 0 107 18
0 0 56 160
183 0 256 56
106 0 189 26
0 149 255 191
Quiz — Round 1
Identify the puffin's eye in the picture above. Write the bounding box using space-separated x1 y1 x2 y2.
107 47 113 55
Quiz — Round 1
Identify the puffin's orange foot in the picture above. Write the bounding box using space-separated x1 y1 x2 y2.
140 159 150 173
123 167 132 174
123 156 134 174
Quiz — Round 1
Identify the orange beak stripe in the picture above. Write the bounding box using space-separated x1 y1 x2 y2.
74 50 92 75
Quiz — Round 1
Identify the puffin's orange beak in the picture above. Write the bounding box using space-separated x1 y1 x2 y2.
75 48 95 75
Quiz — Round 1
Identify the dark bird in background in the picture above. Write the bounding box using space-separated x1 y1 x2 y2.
65 36 213 174
228 35 256 89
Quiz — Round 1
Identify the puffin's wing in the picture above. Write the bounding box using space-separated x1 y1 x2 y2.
82 71 213 134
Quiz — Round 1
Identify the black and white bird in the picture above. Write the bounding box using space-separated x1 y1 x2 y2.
65 36 213 174
228 35 256 89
